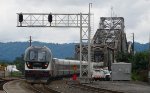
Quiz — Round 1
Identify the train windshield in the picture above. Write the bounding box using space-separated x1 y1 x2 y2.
30 51 36 60
38 51 46 61
29 50 46 61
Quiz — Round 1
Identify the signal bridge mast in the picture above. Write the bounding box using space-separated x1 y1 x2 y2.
17 3 93 83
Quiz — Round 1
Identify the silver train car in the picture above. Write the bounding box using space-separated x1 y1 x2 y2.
24 46 103 84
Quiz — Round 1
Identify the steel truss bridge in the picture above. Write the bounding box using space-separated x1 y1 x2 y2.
75 17 130 70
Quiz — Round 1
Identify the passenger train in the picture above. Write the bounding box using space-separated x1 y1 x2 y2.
24 46 103 84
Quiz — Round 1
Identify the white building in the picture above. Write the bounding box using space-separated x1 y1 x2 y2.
6 65 19 72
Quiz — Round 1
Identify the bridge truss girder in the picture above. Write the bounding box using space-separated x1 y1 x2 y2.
75 17 128 70
93 17 127 53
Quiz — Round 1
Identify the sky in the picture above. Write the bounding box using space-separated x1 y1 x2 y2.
0 0 150 44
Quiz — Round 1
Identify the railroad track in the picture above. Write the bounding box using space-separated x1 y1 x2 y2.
70 84 124 93
0 80 6 90
1 78 17 92
29 84 61 93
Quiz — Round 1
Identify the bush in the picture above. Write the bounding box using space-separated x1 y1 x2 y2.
10 71 22 77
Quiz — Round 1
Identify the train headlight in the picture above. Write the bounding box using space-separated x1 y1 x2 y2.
44 64 48 67
27 64 30 67
43 62 49 69
44 63 48 67
26 62 31 68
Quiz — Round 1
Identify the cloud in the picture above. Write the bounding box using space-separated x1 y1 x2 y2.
0 0 150 43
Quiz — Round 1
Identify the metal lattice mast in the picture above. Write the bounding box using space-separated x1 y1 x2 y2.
17 9 92 83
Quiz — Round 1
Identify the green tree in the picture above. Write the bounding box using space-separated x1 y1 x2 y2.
115 51 149 82
133 52 149 71
131 51 149 82
13 54 25 74
0 60 12 67
116 51 133 62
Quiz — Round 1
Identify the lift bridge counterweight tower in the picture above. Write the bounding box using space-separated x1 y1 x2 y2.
17 4 93 83
75 17 128 71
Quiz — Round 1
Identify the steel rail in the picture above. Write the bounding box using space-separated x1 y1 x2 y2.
43 85 61 93
28 85 43 93
70 84 124 93
2 79 15 93
28 84 61 93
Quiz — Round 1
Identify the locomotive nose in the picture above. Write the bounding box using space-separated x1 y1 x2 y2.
34 72 40 79
33 62 42 68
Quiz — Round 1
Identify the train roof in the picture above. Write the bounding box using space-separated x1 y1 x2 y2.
53 58 104 66
25 46 52 54
25 46 49 50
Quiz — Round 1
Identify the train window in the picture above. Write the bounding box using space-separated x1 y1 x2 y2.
30 51 37 60
38 51 46 61
95 69 100 72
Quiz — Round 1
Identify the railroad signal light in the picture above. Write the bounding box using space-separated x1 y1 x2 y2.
48 13 52 26
19 13 23 22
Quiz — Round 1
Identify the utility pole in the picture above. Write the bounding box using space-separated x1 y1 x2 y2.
148 33 150 83
29 36 32 46
132 33 134 55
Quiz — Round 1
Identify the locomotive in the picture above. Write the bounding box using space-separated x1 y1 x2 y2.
24 46 52 84
24 46 103 84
